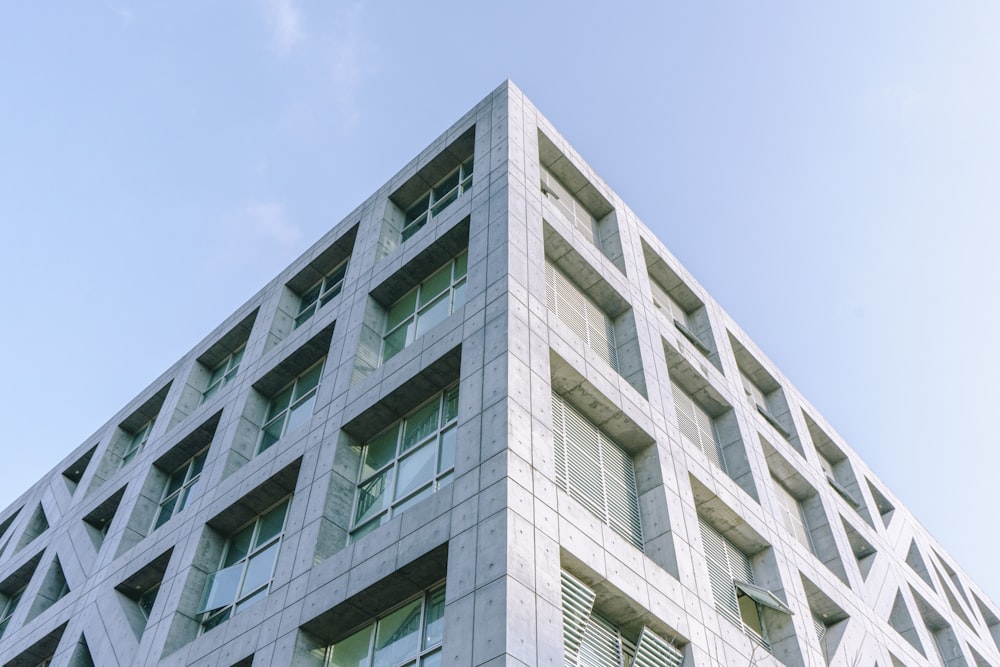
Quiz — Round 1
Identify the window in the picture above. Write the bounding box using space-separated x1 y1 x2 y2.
551 392 642 550
740 372 789 437
382 253 467 363
402 158 473 242
295 258 349 329
772 478 812 551
698 517 791 650
541 166 600 248
649 278 709 355
545 261 618 372
201 345 245 403
561 570 683 667
0 587 23 638
198 498 289 631
138 584 160 620
153 449 208 529
120 419 155 469
351 388 458 538
670 380 726 472
258 360 324 454
324 584 445 667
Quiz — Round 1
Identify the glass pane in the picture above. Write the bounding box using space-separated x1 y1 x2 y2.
363 427 400 478
420 650 441 667
240 542 279 598
235 586 268 614
268 387 293 417
438 427 456 474
256 501 289 547
138 587 158 619
285 392 316 433
355 471 390 525
430 189 457 215
178 479 199 513
423 588 446 649
405 195 430 224
454 252 468 279
419 265 452 307
295 363 324 399
294 307 316 328
432 169 460 203
451 280 466 311
402 401 440 452
224 525 254 567
328 625 373 667
387 291 418 330
402 213 427 241
164 468 186 497
202 607 231 631
198 562 243 614
443 388 459 423
154 494 178 529
373 599 422 666
259 415 286 453
206 363 227 389
415 294 450 336
299 283 322 309
229 346 245 369
395 443 436 500
382 322 412 361
393 484 432 515
190 451 207 477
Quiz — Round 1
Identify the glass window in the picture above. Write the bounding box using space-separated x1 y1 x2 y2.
351 387 459 537
382 253 467 364
120 419 155 469
402 157 473 241
198 499 290 631
258 360 324 454
0 587 24 638
138 584 160 620
544 261 618 372
295 258 350 329
153 449 209 529
540 166 599 247
325 584 445 667
550 392 642 550
202 345 245 403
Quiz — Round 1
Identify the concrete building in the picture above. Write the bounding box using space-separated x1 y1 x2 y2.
0 80 996 667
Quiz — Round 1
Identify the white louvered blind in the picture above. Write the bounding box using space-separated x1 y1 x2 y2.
633 626 684 667
670 381 727 473
545 261 619 372
552 392 643 550
772 479 812 551
812 615 826 642
698 516 768 649
541 167 600 247
740 371 768 411
561 570 597 665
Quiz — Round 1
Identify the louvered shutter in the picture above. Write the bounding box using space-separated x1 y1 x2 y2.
561 571 597 666
812 615 826 642
633 626 685 667
546 262 619 372
670 382 727 472
552 392 643 549
578 615 623 667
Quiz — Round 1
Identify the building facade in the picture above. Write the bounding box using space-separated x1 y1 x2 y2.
0 81 997 667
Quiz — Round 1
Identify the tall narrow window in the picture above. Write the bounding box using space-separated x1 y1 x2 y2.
0 587 24 638
351 387 459 538
258 360 324 454
698 517 792 650
670 381 726 472
561 570 683 667
198 499 289 631
153 449 208 529
551 392 642 550
382 252 467 363
202 345 245 403
403 157 473 241
541 166 600 248
295 258 350 329
324 584 445 667
545 261 618 372
120 419 155 469
771 479 811 551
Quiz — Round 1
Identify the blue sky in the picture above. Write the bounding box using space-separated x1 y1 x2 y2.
1 2 998 606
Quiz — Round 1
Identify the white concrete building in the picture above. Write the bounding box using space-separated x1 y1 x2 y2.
0 80 996 667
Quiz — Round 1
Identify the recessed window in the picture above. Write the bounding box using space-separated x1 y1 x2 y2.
698 517 792 651
671 380 726 472
402 158 473 242
541 166 600 248
201 345 245 404
545 260 619 372
153 448 208 529
120 419 155 470
382 252 467 363
258 360 324 454
324 584 445 667
551 391 643 550
0 586 24 638
295 258 350 329
772 477 812 551
198 498 290 631
351 387 459 538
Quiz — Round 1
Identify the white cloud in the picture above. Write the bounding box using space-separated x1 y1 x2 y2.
263 0 304 55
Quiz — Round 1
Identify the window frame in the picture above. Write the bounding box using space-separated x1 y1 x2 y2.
670 380 727 473
350 386 460 538
402 157 473 241
153 448 209 530
198 497 290 632
294 258 350 329
544 260 619 372
540 165 600 248
381 252 468 364
257 359 325 455
120 419 155 469
771 478 813 552
201 344 245 403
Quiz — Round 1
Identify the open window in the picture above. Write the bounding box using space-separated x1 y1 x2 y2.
805 412 873 527
730 334 801 454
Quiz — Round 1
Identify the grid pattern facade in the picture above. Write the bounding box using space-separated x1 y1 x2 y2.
0 81 997 667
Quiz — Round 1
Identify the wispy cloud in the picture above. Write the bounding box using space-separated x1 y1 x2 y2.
263 0 304 55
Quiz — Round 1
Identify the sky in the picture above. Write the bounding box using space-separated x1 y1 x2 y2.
1 1 998 608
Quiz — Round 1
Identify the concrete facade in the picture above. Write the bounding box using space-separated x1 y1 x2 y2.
0 81 996 667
